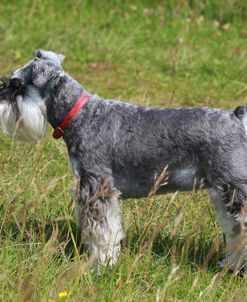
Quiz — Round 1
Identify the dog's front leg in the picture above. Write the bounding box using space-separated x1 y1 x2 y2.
76 173 123 267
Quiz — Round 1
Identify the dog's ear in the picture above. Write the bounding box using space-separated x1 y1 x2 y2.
35 49 65 66
32 60 55 89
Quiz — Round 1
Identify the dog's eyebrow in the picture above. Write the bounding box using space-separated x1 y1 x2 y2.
35 49 65 65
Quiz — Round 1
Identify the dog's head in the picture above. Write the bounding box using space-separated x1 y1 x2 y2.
12 49 65 90
0 50 65 142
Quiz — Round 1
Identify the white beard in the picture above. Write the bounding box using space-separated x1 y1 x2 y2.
0 86 48 142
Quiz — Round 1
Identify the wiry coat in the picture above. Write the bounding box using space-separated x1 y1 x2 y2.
1 50 247 271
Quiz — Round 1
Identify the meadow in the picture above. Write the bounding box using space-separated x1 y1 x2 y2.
0 1 247 301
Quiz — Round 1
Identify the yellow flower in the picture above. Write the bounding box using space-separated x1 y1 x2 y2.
58 291 68 298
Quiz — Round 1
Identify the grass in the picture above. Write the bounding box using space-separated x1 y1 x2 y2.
0 0 247 301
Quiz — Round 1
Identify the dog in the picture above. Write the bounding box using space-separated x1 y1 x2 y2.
1 50 247 272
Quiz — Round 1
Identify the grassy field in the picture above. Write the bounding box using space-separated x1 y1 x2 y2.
1 0 247 301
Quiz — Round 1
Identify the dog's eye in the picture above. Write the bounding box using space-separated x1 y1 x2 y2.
10 78 22 87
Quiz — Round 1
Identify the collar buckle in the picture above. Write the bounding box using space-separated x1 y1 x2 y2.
53 127 64 139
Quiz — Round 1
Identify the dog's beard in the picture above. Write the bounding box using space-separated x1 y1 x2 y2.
0 86 48 142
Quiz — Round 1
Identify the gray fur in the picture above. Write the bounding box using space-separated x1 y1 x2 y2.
1 50 247 271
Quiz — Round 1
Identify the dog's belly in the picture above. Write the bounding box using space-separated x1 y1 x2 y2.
114 167 209 199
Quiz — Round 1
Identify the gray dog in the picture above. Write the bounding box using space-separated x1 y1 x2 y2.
1 50 247 272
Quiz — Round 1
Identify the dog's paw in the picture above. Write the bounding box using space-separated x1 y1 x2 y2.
218 258 247 275
218 259 226 269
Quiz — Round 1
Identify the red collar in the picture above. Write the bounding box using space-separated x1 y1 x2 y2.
52 93 90 139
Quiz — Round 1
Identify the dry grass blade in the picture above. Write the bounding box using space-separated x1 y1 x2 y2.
148 166 169 197
158 265 181 302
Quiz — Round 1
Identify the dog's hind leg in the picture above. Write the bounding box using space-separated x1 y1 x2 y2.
208 152 247 273
209 189 246 272
76 172 123 267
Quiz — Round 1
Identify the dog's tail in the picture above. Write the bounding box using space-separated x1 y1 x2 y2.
234 106 247 135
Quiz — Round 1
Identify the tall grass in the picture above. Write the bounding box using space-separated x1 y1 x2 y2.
0 1 247 301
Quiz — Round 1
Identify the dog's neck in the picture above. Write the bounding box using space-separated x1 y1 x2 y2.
45 73 89 130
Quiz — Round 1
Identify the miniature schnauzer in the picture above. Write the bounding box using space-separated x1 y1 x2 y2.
1 50 247 272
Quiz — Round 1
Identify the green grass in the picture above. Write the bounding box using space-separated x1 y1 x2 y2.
0 1 247 301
